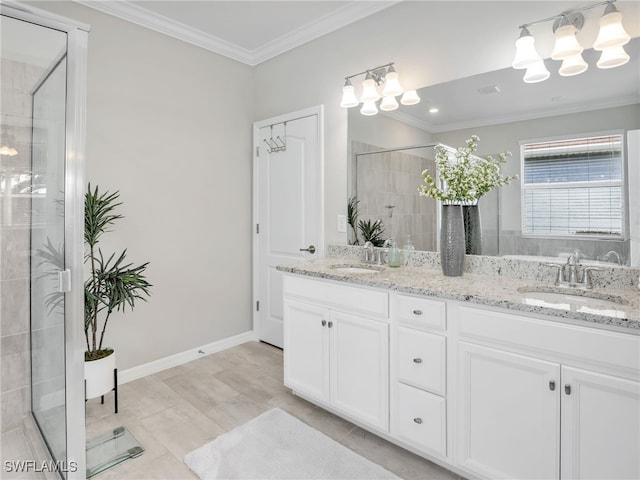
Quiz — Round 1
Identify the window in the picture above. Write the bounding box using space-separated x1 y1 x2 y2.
521 134 624 237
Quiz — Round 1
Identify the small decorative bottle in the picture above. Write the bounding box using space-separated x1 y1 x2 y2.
402 235 415 266
387 239 402 268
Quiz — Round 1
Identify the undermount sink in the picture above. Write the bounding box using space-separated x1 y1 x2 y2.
329 265 383 274
517 287 629 317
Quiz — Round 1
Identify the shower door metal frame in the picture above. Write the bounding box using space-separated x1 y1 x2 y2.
0 3 89 478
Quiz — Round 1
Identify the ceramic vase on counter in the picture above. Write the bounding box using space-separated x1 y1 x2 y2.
463 203 482 255
440 204 465 276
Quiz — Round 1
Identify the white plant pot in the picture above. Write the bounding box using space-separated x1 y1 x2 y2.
85 350 116 399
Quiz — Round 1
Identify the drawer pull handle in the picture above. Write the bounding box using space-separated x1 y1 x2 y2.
412 309 423 315
565 384 571 395
549 380 555 391
413 417 422 424
413 358 423 364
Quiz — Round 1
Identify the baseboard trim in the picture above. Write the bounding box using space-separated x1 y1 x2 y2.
118 330 259 385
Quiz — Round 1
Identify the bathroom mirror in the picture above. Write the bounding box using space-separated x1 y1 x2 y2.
347 39 640 265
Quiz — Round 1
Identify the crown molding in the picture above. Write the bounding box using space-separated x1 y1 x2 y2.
251 1 400 65
73 0 399 66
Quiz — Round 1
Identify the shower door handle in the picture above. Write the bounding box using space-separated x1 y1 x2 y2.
58 269 72 293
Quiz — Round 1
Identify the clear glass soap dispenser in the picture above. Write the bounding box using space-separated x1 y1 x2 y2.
402 235 415 265
387 238 402 267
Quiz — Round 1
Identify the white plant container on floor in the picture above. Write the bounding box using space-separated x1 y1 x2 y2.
85 350 115 399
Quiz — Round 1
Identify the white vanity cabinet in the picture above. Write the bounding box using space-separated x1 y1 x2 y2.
283 275 390 431
391 294 448 459
454 305 640 480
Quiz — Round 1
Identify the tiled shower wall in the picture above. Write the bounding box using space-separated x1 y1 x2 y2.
1 57 38 433
352 141 437 251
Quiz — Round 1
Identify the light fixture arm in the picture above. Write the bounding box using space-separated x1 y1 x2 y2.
344 62 395 83
518 0 615 30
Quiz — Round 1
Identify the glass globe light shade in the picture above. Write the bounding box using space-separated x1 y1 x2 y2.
382 70 403 97
551 24 583 60
400 90 420 105
340 82 359 108
597 45 630 69
523 60 550 83
512 28 542 69
558 52 588 76
593 7 630 50
360 75 380 102
380 95 399 111
360 100 378 116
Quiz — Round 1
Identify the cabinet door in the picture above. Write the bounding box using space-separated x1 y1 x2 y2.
561 366 640 480
456 342 560 480
283 299 329 402
330 311 389 431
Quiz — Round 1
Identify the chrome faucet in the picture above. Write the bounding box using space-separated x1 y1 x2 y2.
600 250 623 265
546 250 598 289
363 241 374 263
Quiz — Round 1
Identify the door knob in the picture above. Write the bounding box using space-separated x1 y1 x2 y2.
299 245 316 254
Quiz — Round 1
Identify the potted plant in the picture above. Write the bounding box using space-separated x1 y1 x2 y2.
84 184 151 400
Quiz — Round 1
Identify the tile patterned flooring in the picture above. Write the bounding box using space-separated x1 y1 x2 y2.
4 341 463 479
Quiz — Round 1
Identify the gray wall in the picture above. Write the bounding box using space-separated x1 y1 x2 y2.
30 2 255 373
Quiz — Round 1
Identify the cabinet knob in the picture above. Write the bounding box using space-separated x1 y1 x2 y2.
549 380 556 391
413 358 423 364
413 417 422 424
565 384 572 395
327 321 333 328
321 320 327 327
412 309 423 315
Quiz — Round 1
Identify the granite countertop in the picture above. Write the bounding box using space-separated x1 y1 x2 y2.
277 257 640 332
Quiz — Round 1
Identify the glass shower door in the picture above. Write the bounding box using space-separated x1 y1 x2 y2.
0 14 69 474
30 51 69 468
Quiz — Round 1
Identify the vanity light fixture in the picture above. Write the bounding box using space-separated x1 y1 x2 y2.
512 0 630 83
340 62 420 116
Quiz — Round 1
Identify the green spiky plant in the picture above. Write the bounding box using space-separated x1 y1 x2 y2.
84 184 152 361
347 196 360 245
358 218 386 247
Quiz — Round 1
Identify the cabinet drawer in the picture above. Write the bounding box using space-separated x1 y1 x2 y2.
396 294 446 331
397 327 446 395
456 305 640 378
283 275 388 319
394 382 446 458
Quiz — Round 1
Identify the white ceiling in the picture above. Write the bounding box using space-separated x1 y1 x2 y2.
74 0 399 65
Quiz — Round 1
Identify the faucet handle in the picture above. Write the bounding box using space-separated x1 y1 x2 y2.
581 266 599 288
545 263 564 285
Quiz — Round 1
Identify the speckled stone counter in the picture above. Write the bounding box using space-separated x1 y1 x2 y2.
277 256 640 332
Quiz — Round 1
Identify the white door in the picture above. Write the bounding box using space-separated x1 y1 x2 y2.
253 106 323 348
329 311 389 430
561 366 640 480
456 342 560 480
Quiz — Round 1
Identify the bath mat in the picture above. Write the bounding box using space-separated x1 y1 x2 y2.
183 408 400 479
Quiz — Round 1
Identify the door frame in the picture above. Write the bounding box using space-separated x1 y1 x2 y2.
1 2 89 478
252 105 325 340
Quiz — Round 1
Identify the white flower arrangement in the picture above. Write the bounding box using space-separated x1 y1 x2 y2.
419 135 518 204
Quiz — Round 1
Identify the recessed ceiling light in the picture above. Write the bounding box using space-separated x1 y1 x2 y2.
429 107 439 113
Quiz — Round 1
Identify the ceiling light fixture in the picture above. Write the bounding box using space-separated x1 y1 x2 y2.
340 63 420 116
512 0 630 83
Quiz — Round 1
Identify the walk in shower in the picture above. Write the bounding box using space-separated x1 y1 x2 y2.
1 3 87 479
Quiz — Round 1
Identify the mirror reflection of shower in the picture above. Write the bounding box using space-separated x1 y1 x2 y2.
353 142 438 251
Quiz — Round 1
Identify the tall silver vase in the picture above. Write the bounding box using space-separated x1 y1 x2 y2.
463 204 482 255
440 204 465 276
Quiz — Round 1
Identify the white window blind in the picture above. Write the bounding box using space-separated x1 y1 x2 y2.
521 134 624 237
